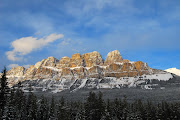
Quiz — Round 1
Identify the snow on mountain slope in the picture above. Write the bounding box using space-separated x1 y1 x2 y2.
165 68 180 76
17 73 173 93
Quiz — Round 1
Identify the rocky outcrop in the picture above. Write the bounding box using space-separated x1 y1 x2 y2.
57 56 71 68
104 60 151 78
24 65 37 79
72 67 87 79
134 61 151 76
104 63 138 78
70 53 84 67
24 57 60 80
7 66 27 77
104 63 121 78
123 59 130 63
6 66 27 86
42 56 59 67
120 63 138 77
61 68 73 77
88 66 104 78
104 50 123 65
82 51 103 67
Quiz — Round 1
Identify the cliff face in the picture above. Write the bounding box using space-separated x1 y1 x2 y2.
57 56 71 68
7 66 27 77
6 50 153 86
104 50 123 65
70 53 84 67
7 66 27 86
82 51 103 67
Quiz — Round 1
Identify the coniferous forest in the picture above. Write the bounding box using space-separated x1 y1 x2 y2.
1 68 180 120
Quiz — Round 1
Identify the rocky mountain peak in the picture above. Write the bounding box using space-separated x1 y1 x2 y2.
71 53 81 59
42 56 59 67
104 50 123 65
46 56 58 61
62 56 70 59
7 66 27 77
24 65 36 79
57 56 71 68
70 53 84 67
107 50 120 56
82 51 103 67
34 59 45 68
134 61 151 75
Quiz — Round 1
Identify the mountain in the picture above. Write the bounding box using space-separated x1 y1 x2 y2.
3 50 177 93
165 68 180 76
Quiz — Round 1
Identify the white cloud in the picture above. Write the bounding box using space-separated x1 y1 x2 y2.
6 33 64 61
8 64 19 69
6 51 22 61
59 39 71 46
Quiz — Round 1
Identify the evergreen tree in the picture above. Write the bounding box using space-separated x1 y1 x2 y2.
26 84 37 120
0 67 10 118
74 101 85 120
38 95 49 120
15 82 26 119
145 100 156 120
31 94 38 119
122 96 128 119
96 91 105 119
49 96 55 119
104 99 113 120
112 98 122 119
136 99 146 119
84 91 105 120
57 96 69 120
6 87 16 120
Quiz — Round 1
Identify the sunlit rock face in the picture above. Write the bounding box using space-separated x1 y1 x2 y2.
104 50 123 65
5 50 173 92
42 56 59 67
82 51 103 67
69 53 84 67
24 65 36 79
57 56 71 68
7 66 27 77
6 66 27 86
134 61 152 76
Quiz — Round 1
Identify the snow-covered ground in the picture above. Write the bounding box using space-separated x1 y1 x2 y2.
17 73 174 93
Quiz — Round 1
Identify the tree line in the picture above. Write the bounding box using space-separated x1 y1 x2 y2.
1 68 180 120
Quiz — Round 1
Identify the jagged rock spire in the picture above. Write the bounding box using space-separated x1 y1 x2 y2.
104 50 123 65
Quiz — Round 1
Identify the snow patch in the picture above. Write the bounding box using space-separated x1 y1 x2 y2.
165 68 180 76
43 66 62 72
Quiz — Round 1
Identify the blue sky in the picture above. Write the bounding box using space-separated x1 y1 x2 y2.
0 0 180 70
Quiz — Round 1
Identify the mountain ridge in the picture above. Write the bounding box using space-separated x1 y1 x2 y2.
3 50 175 92
6 50 152 81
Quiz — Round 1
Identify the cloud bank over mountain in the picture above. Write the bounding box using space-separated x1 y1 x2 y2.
6 34 64 61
